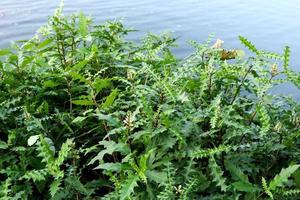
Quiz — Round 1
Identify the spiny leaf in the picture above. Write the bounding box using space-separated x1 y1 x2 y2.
92 78 111 95
0 178 11 199
257 105 270 135
55 138 75 166
21 169 47 182
65 176 91 195
94 163 123 172
283 46 290 72
157 163 175 200
37 136 55 165
89 141 130 165
209 156 227 192
50 179 62 197
78 12 88 38
210 94 222 129
192 145 229 159
269 165 300 191
102 89 119 109
224 159 249 183
239 36 259 55
119 174 139 200
284 189 300 197
146 170 168 184
180 178 198 200
232 181 260 193
262 177 273 199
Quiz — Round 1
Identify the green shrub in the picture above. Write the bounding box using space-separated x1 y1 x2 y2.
0 3 300 200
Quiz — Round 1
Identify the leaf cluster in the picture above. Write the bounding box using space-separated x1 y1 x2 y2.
1 6 300 200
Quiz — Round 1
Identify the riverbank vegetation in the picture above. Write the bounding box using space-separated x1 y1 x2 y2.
0 4 300 200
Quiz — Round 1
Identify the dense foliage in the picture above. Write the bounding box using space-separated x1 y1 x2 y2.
1 4 300 200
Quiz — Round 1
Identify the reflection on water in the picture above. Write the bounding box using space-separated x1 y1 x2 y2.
0 0 299 97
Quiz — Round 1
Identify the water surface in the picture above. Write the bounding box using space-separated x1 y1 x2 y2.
0 0 300 96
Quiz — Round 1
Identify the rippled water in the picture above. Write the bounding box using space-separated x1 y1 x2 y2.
0 0 300 96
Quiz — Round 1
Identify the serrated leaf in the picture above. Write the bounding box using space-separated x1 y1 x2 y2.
232 181 260 192
21 169 47 182
192 145 229 159
65 176 91 195
239 36 259 55
50 179 62 197
269 165 300 191
209 156 227 192
89 141 130 165
262 177 273 199
79 12 88 38
102 89 119 109
93 78 111 95
119 174 139 200
55 138 74 167
284 46 290 71
94 113 120 127
94 163 123 172
224 159 249 183
146 170 168 184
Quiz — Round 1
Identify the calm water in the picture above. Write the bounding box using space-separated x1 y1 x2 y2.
0 0 300 97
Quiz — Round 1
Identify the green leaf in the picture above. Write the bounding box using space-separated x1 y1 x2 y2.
55 138 74 167
89 141 130 165
70 61 89 73
0 141 8 149
284 189 300 197
93 78 111 95
232 181 260 192
146 170 168 184
50 179 62 197
94 163 123 172
43 80 59 88
239 36 259 55
262 177 273 199
209 156 227 192
0 49 11 56
37 38 53 49
72 116 87 124
102 89 119 109
224 159 249 183
192 145 229 159
283 46 290 71
94 113 120 127
65 176 91 195
119 174 139 200
78 12 88 38
21 169 47 182
72 99 94 106
269 165 300 191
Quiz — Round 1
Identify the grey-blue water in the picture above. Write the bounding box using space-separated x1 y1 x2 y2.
0 0 299 97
